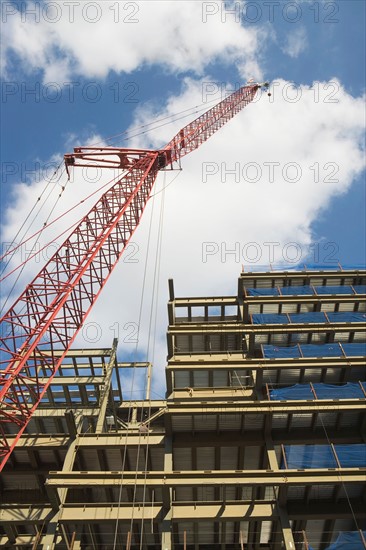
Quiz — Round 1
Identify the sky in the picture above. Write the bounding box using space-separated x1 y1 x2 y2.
1 0 365 398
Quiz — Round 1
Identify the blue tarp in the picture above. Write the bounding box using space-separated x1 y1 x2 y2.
247 287 279 296
262 345 301 358
280 286 314 295
315 285 353 294
296 264 366 271
324 532 366 550
252 312 366 324
243 263 365 271
353 285 366 294
252 313 287 323
342 343 366 356
327 312 366 323
282 444 366 469
247 285 365 296
262 342 366 358
270 382 366 401
295 264 342 270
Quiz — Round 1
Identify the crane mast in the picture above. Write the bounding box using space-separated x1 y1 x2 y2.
0 81 266 470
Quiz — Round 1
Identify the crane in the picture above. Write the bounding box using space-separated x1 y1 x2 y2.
0 81 269 471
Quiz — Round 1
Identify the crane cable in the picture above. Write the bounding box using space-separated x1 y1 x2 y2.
127 170 169 545
0 171 129 352
90 95 225 148
0 161 63 275
139 170 168 547
0 158 180 269
112 176 160 549
0 170 125 276
0 166 69 314
0 96 203 267
1 155 180 363
1 92 225 270
1 155 181 325
112 169 177 548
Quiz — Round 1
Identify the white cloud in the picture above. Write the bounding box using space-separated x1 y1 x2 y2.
1 1 263 82
282 26 308 58
1 78 365 397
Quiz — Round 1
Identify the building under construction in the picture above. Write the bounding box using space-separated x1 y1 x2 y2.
1 266 365 549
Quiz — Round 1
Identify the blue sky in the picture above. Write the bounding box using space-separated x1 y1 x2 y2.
1 1 365 263
1 0 365 393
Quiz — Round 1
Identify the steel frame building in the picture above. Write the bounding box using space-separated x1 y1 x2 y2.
0 268 365 549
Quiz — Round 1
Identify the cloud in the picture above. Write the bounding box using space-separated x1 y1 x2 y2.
1 1 263 82
1 78 365 397
281 26 308 58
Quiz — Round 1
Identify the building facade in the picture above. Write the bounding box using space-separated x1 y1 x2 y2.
1 268 365 549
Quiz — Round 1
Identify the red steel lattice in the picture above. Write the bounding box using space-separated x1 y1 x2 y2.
0 83 260 470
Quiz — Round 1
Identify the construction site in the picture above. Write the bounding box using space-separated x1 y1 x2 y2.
0 84 365 549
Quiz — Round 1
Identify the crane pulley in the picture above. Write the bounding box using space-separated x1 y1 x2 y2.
0 81 268 471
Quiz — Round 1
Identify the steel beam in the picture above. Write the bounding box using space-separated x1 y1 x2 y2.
162 436 173 550
46 468 365 487
2 433 166 453
96 338 118 433
172 297 238 307
43 349 115 357
172 429 364 446
240 269 365 279
276 505 296 550
1 501 364 524
1 435 70 448
118 399 365 414
168 322 366 334
0 534 63 546
167 354 365 370
24 376 105 386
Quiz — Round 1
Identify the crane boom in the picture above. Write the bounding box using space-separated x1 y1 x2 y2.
0 82 263 470
163 82 259 165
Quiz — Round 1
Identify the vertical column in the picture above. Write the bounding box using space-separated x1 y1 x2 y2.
168 279 175 324
255 365 264 400
43 436 78 549
167 280 175 359
3 524 16 546
265 414 296 550
265 414 277 471
237 277 245 322
161 435 173 550
95 338 118 433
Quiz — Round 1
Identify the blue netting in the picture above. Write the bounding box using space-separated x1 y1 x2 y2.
297 263 342 270
299 264 366 271
315 285 354 294
270 382 366 401
280 286 314 295
247 285 364 296
253 314 288 323
327 312 366 323
324 532 366 550
247 288 279 296
290 312 326 323
342 343 366 356
253 312 366 324
262 342 366 358
353 285 366 294
282 444 366 468
243 264 365 272
262 345 301 358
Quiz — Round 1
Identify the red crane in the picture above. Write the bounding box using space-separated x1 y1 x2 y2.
0 81 268 471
